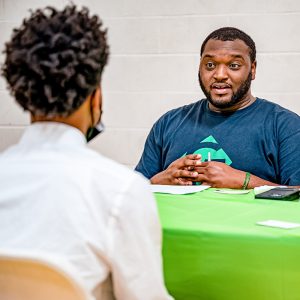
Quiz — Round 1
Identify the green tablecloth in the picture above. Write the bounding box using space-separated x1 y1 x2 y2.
155 188 300 300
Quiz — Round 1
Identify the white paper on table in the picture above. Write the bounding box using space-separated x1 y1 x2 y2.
214 189 250 195
150 185 210 195
256 219 300 229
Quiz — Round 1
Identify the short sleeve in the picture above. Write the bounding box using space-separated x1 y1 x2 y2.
135 120 164 179
277 110 300 185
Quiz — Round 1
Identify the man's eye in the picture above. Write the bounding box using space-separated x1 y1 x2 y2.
206 62 215 69
229 63 240 69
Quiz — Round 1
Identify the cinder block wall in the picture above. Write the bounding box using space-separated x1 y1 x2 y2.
1 0 300 168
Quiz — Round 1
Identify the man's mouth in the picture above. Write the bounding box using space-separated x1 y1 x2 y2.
211 83 232 95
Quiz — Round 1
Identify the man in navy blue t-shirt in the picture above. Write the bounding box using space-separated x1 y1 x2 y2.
136 27 300 188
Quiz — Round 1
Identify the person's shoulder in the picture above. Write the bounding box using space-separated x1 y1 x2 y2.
84 148 148 185
85 148 129 171
68 148 155 221
87 149 154 204
163 99 205 117
256 98 300 118
256 98 300 133
155 99 206 125
0 144 18 158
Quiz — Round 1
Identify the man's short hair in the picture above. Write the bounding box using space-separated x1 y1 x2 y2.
200 27 256 63
2 5 109 117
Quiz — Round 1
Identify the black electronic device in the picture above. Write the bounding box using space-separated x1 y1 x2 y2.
255 188 300 201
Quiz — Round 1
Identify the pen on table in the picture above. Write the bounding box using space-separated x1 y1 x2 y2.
208 152 211 162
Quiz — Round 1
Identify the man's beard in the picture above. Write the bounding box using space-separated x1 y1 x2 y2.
198 71 252 109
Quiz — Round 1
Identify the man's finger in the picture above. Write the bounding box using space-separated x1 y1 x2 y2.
193 162 210 172
183 158 203 168
172 154 202 169
193 174 208 183
175 169 199 179
186 166 195 171
185 154 201 160
177 178 193 185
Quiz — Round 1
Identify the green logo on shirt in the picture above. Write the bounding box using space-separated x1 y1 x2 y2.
183 135 232 165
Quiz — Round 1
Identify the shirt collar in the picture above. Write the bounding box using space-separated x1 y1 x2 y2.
19 122 87 148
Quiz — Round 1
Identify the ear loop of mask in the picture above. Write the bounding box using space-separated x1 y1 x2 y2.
86 89 105 142
90 89 97 124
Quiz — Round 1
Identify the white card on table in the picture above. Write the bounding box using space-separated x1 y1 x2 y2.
256 219 300 229
214 189 250 194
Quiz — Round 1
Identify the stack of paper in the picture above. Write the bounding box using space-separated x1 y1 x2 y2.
150 185 210 195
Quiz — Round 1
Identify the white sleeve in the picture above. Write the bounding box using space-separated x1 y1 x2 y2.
107 173 173 300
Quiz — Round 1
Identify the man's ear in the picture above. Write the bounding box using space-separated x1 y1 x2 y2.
89 87 102 127
251 60 257 80
91 87 102 112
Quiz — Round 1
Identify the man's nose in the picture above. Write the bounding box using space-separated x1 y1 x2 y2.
213 65 228 81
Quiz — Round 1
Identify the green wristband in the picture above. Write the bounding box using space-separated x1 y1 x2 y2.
242 172 251 190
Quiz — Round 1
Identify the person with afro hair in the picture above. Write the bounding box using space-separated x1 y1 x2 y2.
0 5 172 300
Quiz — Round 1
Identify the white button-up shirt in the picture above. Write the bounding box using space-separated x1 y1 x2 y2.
0 122 172 300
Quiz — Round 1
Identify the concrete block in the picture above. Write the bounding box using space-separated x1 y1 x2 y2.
253 53 300 94
205 0 300 14
159 13 300 54
227 13 300 53
2 0 117 22
77 0 125 18
102 91 201 128
0 0 4 20
105 18 160 54
0 91 30 125
0 126 25 152
159 16 229 54
123 0 300 17
88 128 149 166
103 54 200 93
3 0 62 22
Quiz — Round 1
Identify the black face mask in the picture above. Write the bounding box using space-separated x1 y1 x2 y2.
86 121 105 142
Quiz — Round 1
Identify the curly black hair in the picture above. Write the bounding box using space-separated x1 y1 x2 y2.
1 5 109 117
200 27 256 63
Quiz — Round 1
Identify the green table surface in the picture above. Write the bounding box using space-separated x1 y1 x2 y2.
155 188 300 300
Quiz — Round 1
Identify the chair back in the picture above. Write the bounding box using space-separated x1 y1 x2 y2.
0 250 92 300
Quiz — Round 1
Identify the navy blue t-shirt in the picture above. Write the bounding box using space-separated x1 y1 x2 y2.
135 98 300 185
